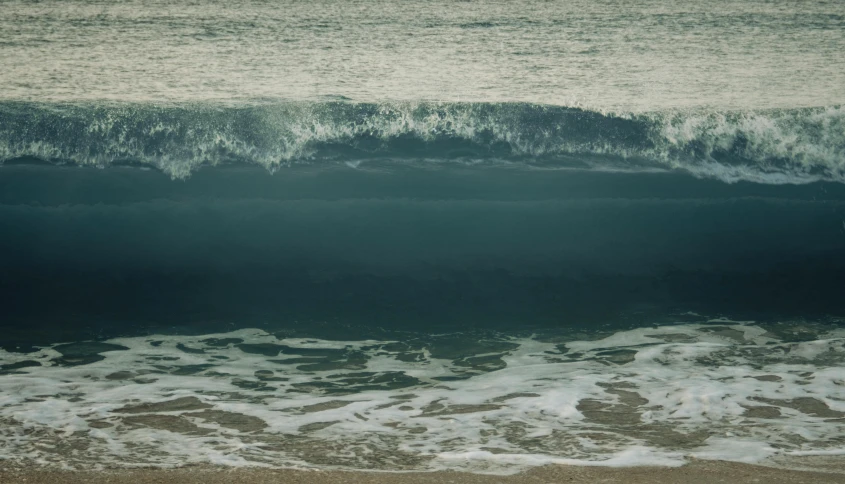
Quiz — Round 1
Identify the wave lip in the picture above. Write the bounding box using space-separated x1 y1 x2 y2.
0 101 843 184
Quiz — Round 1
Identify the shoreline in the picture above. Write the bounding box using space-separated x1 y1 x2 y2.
2 460 845 484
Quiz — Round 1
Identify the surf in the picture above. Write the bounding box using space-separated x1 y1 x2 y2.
1 101 843 184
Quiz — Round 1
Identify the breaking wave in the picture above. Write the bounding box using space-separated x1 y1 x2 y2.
0 101 843 183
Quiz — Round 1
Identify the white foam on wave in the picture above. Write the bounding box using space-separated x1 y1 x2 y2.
649 105 845 184
1 322 844 473
1 102 843 185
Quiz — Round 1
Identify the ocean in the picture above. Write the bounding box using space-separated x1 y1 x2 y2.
1 0 844 474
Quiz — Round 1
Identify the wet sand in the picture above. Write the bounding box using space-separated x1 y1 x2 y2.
2 460 844 484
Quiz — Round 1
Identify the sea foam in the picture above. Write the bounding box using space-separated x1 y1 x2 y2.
1 101 843 184
1 321 844 473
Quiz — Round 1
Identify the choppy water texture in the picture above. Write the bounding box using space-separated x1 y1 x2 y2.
1 0 845 474
1 0 844 110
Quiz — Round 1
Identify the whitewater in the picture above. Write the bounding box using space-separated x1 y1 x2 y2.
1 0 845 476
1 102 844 184
3 320 845 473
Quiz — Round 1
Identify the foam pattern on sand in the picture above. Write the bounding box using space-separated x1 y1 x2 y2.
1 321 844 474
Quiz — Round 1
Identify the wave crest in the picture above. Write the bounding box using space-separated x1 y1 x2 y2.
0 101 842 183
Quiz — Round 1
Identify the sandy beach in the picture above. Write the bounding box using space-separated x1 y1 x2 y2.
2 460 845 484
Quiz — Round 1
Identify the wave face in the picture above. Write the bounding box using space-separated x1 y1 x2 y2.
1 101 843 184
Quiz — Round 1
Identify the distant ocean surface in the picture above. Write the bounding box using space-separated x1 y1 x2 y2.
1 0 845 474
